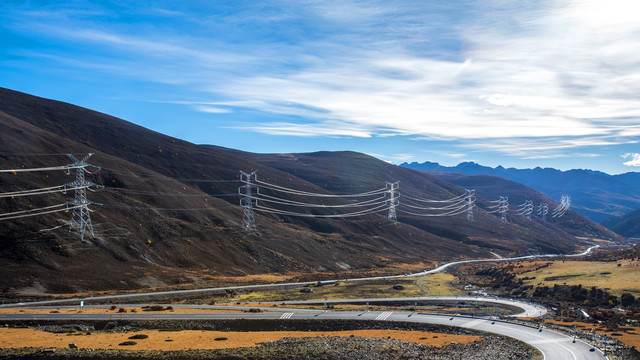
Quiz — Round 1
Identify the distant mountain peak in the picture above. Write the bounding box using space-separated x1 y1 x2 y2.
401 160 640 224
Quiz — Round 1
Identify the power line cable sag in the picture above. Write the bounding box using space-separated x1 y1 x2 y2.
401 192 467 203
254 179 387 198
254 193 388 208
0 204 85 221
0 185 99 198
105 188 238 197
101 168 241 183
254 202 391 218
101 204 240 211
401 197 470 211
397 204 474 217
0 165 84 173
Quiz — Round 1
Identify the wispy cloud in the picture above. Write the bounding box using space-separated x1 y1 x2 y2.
192 105 232 114
366 152 415 163
3 1 640 164
229 121 372 138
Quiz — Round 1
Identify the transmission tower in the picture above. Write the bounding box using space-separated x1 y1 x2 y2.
465 189 475 221
517 200 534 221
386 181 399 222
499 196 509 223
552 195 571 218
537 203 548 222
66 153 101 241
239 170 258 231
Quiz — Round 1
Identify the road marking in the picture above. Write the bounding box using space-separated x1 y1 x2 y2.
280 312 294 319
461 319 484 327
375 311 393 321
530 338 573 345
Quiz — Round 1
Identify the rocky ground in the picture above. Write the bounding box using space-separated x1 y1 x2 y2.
0 336 537 360
0 319 541 359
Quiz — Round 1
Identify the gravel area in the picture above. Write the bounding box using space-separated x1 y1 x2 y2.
0 319 541 360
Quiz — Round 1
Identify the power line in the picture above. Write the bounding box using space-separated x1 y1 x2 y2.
0 165 84 173
255 193 387 208
255 202 391 218
101 204 238 211
517 200 534 221
537 203 549 222
401 198 467 211
101 168 241 183
0 184 99 198
397 205 472 217
401 192 467 203
0 203 70 218
552 195 571 218
0 204 84 221
487 196 509 223
255 179 387 198
106 188 238 197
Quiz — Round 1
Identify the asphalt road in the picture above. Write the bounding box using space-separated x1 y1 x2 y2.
5 295 546 317
268 296 548 318
0 245 599 308
0 310 603 359
0 245 603 359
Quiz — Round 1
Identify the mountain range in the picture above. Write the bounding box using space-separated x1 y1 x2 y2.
0 87 623 295
401 161 640 224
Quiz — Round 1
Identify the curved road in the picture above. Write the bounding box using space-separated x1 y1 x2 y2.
0 309 602 359
268 296 547 318
0 245 603 359
0 245 599 308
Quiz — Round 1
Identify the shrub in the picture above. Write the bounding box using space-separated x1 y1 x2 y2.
214 337 228 341
110 305 117 310
128 334 149 340
118 341 137 346
118 308 126 313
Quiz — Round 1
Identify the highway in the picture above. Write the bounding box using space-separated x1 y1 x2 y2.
268 296 548 318
0 245 599 308
3 295 546 317
0 245 605 359
0 309 603 359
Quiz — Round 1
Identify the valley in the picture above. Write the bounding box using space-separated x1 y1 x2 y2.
1 88 639 359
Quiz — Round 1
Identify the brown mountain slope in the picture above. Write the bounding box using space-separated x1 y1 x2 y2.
0 87 623 295
0 87 483 295
210 148 623 253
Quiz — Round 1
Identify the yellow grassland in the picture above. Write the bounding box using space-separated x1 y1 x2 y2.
0 328 482 350
513 260 640 296
232 274 460 303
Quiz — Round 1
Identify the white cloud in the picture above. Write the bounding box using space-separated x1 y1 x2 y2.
192 105 231 114
622 153 640 167
366 153 415 163
228 122 372 138
8 1 640 158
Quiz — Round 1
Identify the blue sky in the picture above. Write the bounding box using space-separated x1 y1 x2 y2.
1 1 639 174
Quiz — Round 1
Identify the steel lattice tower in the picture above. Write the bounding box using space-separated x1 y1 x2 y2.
66 153 100 241
239 170 258 231
499 196 509 223
518 200 534 221
386 181 399 222
465 189 475 221
537 203 548 222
